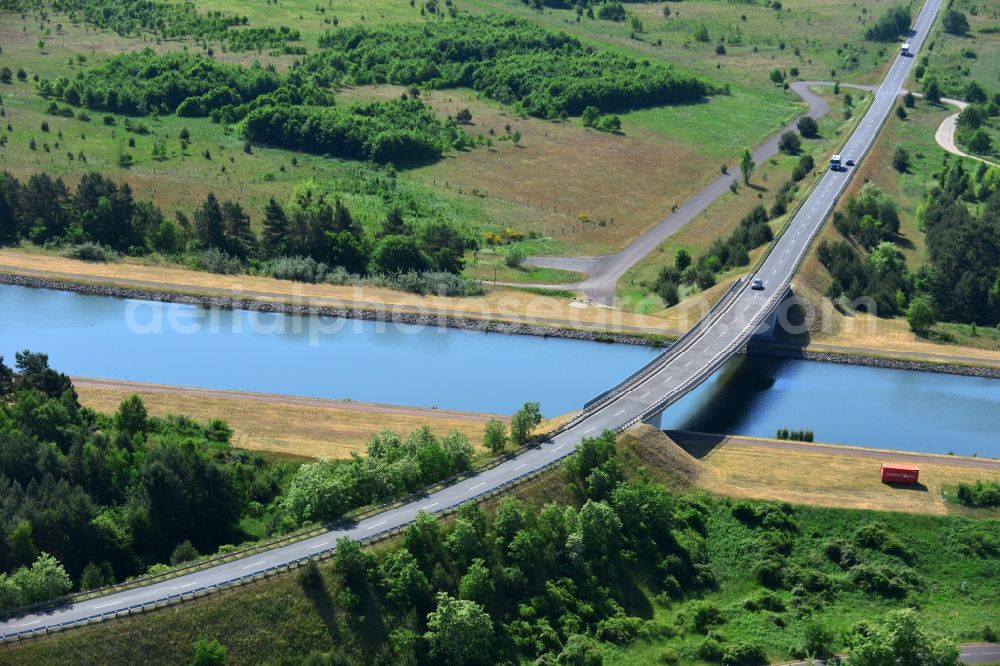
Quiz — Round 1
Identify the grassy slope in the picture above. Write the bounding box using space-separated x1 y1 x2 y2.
6 425 998 665
74 379 505 460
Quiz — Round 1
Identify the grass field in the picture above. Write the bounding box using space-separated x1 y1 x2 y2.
916 0 1000 95
73 378 506 460
0 0 898 266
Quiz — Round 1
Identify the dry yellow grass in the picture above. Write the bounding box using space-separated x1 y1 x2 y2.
664 430 1000 515
0 248 679 336
74 378 505 460
337 85 756 256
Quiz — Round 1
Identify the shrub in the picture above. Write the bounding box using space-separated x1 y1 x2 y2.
504 244 527 268
262 255 328 283
61 242 119 263
892 147 910 172
791 154 814 181
721 641 768 666
796 116 819 138
187 247 245 274
778 131 801 154
955 480 1000 508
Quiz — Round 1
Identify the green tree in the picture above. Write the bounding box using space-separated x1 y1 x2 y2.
115 394 149 437
923 77 942 104
892 147 910 172
510 401 543 446
170 539 200 565
803 620 835 658
904 91 916 108
906 296 936 335
189 638 228 666
7 520 38 568
778 131 801 155
458 558 493 604
942 9 969 35
739 147 755 185
12 552 72 604
425 592 494 666
80 561 111 591
581 106 600 128
483 418 507 455
557 634 604 665
769 68 785 85
369 235 430 274
796 115 819 138
847 609 959 666
693 24 709 43
675 248 692 271
382 547 430 608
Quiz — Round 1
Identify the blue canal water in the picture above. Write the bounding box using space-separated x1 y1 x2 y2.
2 284 998 456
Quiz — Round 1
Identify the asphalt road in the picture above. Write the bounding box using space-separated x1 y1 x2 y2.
0 0 963 644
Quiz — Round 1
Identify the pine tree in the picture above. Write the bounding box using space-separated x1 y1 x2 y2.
261 198 288 258
194 192 226 250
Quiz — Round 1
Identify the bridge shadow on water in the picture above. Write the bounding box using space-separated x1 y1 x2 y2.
662 295 819 458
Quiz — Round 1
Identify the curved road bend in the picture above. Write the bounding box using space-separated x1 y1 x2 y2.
0 0 955 641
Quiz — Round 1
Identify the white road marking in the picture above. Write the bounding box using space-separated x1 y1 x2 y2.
639 391 650 399
95 600 124 609
309 541 330 550
422 502 439 510
553 445 564 451
513 464 527 471
170 581 199 590
614 409 626 416
471 482 486 490
367 520 387 530
242 560 267 570
583 426 595 433
15 620 40 627
684 360 693 367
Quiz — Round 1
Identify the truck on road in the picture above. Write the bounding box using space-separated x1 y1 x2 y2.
830 154 842 171
901 43 910 56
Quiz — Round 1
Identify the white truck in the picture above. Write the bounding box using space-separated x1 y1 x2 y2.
900 43 910 56
830 154 842 171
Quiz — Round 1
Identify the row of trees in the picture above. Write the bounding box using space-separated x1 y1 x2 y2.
49 0 300 51
0 352 293 604
654 204 774 305
240 98 470 164
307 14 721 119
0 171 476 281
864 5 911 42
282 402 542 527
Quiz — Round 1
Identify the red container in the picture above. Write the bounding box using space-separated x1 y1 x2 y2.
880 464 919 484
